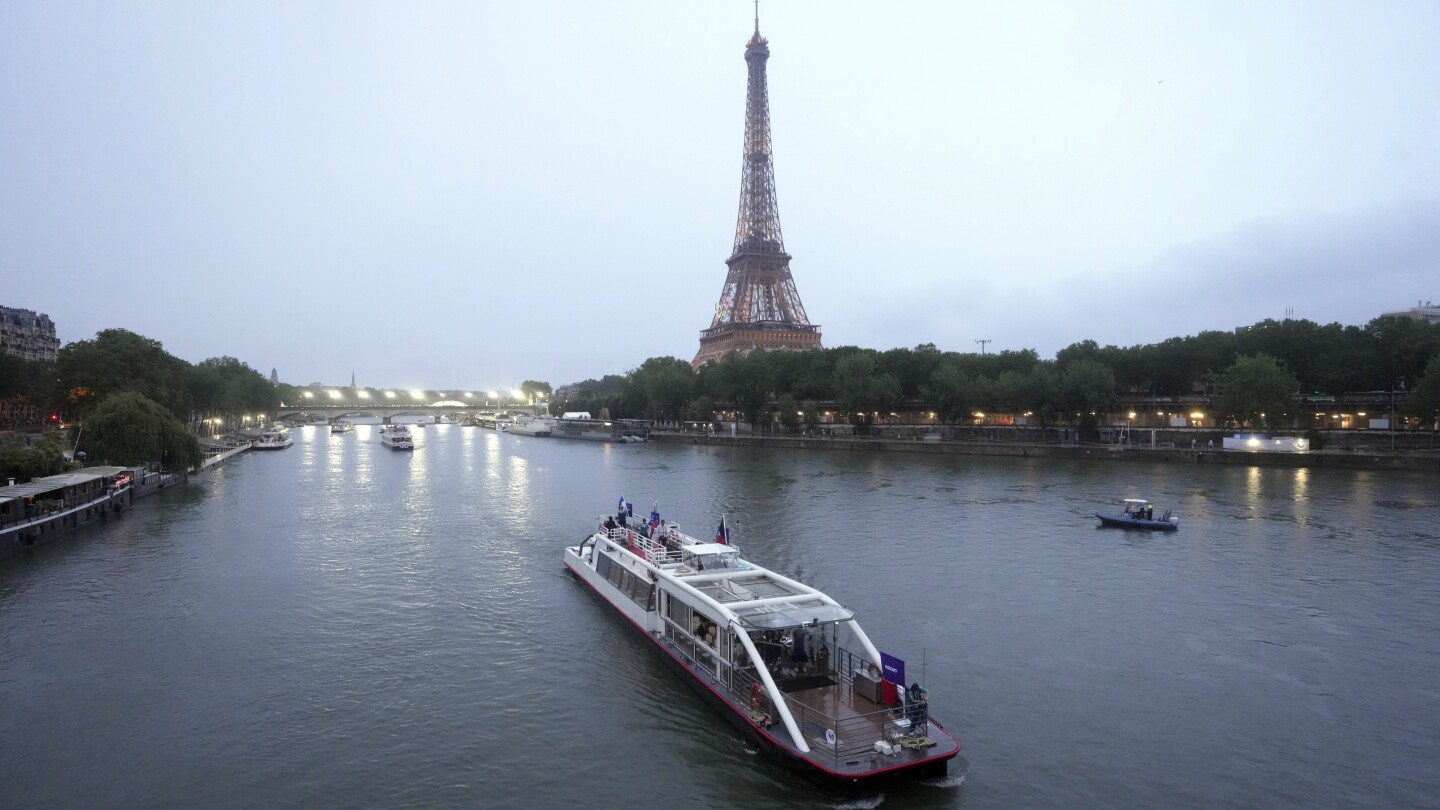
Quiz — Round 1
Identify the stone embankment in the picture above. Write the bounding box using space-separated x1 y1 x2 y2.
649 432 1440 473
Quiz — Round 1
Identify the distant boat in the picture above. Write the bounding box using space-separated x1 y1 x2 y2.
504 415 553 437
330 420 352 435
252 430 294 451
379 424 415 451
1095 498 1178 531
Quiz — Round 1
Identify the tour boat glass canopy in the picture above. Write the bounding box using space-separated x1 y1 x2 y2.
731 600 856 629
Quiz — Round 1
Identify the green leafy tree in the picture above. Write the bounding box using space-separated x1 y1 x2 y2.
1057 358 1116 434
924 361 975 424
1365 316 1440 391
878 343 944 399
834 351 900 426
1059 358 1117 416
622 359 693 420
1215 354 1299 429
800 399 821 432
194 357 277 416
0 432 72 482
0 354 57 428
698 351 772 427
990 370 1028 415
58 329 193 420
686 394 715 424
776 393 801 432
81 391 203 469
1405 355 1440 427
768 348 837 401
520 380 553 403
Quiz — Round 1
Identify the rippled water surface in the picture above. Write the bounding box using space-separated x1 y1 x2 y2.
3 426 1438 809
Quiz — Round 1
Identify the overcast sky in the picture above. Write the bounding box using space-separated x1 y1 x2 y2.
3 1 1437 391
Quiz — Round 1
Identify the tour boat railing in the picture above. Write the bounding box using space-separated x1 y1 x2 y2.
719 669 903 762
606 526 682 565
656 618 935 765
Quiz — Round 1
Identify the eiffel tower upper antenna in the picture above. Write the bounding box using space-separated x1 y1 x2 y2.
754 0 760 35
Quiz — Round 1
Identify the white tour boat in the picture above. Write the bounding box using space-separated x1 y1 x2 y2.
564 506 962 782
330 419 353 435
378 424 414 450
252 430 294 450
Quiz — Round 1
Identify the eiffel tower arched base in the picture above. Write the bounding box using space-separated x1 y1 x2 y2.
692 323 823 370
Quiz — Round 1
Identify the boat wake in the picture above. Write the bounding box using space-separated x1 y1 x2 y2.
826 796 883 810
918 755 970 789
918 771 968 789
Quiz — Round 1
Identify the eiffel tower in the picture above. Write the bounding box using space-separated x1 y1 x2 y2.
692 11 821 370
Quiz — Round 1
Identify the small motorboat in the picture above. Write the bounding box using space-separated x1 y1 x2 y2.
1096 498 1178 531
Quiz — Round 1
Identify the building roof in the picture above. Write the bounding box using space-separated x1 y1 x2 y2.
0 466 129 503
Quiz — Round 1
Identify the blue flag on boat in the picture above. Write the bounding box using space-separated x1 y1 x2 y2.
715 515 730 545
618 495 625 512
649 503 660 530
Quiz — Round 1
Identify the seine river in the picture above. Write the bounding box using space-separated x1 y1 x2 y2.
3 426 1437 809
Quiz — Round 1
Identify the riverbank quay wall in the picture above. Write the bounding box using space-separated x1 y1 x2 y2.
650 432 1440 473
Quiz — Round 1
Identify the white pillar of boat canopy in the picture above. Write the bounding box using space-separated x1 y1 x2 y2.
592 531 893 755
654 563 811 753
651 557 887 755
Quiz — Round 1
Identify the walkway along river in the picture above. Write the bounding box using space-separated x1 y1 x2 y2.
2 423 1436 809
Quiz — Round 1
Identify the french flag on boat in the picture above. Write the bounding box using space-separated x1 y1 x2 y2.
649 502 660 531
715 515 730 545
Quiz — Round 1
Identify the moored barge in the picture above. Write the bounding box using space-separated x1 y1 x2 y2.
1 466 135 560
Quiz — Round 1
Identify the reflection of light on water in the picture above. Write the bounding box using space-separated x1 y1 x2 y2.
507 453 530 502
483 431 503 485
1290 467 1310 531
405 431 430 500
1246 465 1262 509
346 426 374 488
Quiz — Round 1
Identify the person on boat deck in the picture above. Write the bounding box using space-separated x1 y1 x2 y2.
603 516 616 532
1145 504 1153 520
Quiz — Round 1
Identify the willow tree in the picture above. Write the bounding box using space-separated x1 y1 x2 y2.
82 391 202 469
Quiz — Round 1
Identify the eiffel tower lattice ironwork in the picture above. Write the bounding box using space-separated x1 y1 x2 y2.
693 13 821 370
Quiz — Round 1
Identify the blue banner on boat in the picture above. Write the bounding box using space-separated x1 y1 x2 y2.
880 652 905 685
